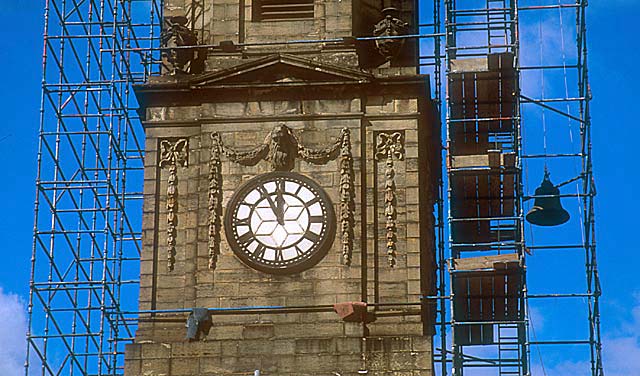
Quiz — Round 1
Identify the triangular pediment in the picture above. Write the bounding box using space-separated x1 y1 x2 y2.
190 54 373 87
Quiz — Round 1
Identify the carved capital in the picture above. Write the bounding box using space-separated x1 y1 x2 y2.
159 138 189 168
375 132 405 162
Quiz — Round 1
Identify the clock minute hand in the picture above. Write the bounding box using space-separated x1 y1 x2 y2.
258 185 283 225
276 180 285 225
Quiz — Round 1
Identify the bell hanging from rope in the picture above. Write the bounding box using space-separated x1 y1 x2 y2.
526 170 570 226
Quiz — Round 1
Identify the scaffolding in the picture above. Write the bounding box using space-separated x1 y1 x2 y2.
26 0 601 375
26 0 161 374
443 0 603 375
518 1 603 375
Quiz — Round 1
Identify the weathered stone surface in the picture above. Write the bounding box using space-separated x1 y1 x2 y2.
128 0 437 372
126 334 431 375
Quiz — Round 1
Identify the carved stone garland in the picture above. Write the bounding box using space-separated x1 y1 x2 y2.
375 132 404 267
208 133 223 269
339 129 355 265
208 124 355 267
158 138 189 272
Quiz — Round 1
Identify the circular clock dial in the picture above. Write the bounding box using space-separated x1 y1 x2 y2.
224 171 335 274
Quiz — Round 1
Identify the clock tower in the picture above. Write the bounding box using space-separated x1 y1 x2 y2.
125 0 440 374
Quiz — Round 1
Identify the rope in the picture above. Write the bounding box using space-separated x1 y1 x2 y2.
527 300 548 376
557 0 587 245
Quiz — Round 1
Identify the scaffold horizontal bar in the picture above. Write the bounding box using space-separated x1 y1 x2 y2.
32 280 139 287
448 116 517 123
46 306 117 313
36 229 107 235
525 193 590 199
63 21 157 27
527 293 593 298
458 362 523 367
518 4 580 11
521 97 585 103
29 333 104 339
450 8 510 14
453 320 524 325
46 34 114 40
451 241 520 247
522 153 583 158
520 64 579 70
529 340 591 345
448 20 515 27
520 94 585 123
447 43 515 51
526 244 584 250
452 52 512 58
450 216 520 222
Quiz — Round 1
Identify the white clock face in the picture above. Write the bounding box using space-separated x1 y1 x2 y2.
224 172 335 274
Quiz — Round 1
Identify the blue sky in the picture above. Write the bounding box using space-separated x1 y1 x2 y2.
1 1 639 375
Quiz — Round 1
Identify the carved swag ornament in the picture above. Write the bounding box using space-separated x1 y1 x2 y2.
208 124 355 269
158 138 189 272
375 132 404 267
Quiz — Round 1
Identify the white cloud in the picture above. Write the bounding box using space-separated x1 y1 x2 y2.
529 294 640 376
590 0 636 8
531 360 590 376
601 293 640 376
602 335 640 376
528 306 545 333
0 287 27 376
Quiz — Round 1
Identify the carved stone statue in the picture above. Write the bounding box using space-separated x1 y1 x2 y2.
373 7 409 61
161 16 205 75
267 124 298 171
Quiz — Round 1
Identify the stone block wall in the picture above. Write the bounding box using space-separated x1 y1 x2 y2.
126 336 433 375
129 43 438 372
162 0 419 68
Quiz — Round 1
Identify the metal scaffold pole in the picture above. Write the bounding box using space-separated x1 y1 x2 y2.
26 0 602 375
26 1 162 374
441 0 603 374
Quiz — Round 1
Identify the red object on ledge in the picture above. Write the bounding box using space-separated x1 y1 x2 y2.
333 302 376 323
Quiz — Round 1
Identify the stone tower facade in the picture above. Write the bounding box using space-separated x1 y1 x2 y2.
125 0 440 374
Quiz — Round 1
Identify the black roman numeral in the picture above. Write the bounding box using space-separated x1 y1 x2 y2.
306 196 320 206
309 215 324 223
235 217 250 227
240 201 256 209
256 184 270 198
253 244 266 259
237 231 254 245
304 231 320 242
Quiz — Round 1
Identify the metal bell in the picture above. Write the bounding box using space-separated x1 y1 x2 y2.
526 172 570 226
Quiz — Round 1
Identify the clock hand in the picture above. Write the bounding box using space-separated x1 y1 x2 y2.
257 185 283 225
276 180 285 225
